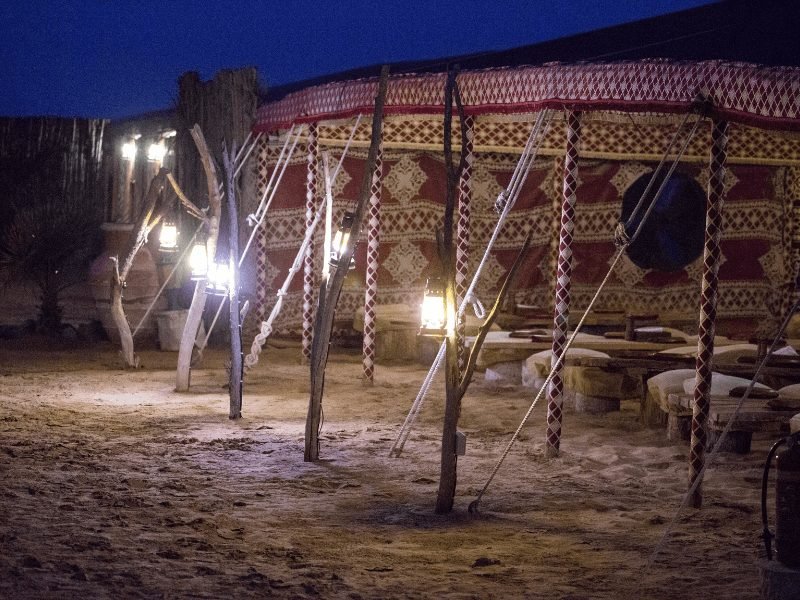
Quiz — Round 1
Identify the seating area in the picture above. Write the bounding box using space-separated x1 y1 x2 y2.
469 318 800 454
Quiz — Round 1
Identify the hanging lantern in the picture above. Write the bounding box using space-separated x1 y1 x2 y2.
158 221 178 253
329 210 356 270
147 140 167 163
188 241 209 281
121 139 137 161
206 260 232 296
419 277 447 336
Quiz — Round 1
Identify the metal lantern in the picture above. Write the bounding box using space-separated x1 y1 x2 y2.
121 140 137 161
329 210 356 270
158 221 178 253
188 241 209 281
147 140 167 163
206 260 232 296
419 277 446 336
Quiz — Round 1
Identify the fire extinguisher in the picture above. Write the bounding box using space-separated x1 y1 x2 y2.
761 431 800 568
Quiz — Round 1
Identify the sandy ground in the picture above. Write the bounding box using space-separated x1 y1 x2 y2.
0 337 776 599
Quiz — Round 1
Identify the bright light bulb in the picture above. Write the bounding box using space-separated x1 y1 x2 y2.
189 242 208 280
121 140 137 161
147 141 167 163
158 222 178 252
420 278 446 331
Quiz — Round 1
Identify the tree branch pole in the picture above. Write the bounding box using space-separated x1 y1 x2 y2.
176 125 222 391
436 68 470 514
110 168 169 368
223 143 244 419
304 66 390 462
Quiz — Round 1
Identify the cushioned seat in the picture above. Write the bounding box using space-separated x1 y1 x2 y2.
522 348 641 408
681 372 772 396
773 384 800 410
647 369 696 409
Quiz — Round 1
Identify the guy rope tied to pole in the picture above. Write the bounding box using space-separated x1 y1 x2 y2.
469 99 708 513
244 118 362 371
389 109 552 458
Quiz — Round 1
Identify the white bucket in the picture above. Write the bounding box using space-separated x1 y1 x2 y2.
156 310 205 351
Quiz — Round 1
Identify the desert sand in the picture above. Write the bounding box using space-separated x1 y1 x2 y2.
0 337 774 599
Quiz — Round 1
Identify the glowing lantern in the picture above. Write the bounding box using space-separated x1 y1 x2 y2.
121 140 137 161
158 221 178 252
147 140 167 163
420 277 446 335
329 210 356 270
206 260 232 296
188 241 208 281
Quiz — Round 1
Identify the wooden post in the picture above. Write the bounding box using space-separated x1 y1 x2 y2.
544 111 582 458
305 67 389 462
110 169 169 368
176 125 222 392
689 119 728 508
362 143 383 383
223 144 243 419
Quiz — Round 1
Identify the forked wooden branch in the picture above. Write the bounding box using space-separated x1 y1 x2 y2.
176 125 222 391
110 168 169 368
304 66 390 462
436 68 469 514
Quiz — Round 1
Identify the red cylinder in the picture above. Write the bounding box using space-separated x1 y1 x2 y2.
775 441 800 568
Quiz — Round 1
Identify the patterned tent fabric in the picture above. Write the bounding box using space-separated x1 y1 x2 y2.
249 136 800 339
248 60 800 340
255 61 800 133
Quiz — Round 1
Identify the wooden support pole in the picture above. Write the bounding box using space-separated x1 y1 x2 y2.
689 118 728 508
545 111 582 458
110 168 169 368
304 67 389 462
302 123 320 365
223 144 243 419
362 143 383 383
176 125 222 391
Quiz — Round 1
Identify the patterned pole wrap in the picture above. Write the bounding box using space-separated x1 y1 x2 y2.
302 123 319 363
545 111 581 458
362 143 383 383
254 140 270 335
456 115 475 370
689 119 728 508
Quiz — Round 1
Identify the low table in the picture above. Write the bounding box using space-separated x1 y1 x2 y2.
665 392 796 453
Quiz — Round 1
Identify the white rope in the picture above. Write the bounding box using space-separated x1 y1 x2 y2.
198 128 302 352
240 127 302 261
243 203 326 370
468 246 626 511
389 110 551 458
468 110 703 512
241 117 362 369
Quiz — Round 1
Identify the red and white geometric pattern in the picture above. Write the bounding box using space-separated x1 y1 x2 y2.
362 145 383 383
689 119 729 508
456 115 475 368
255 61 800 134
249 139 798 340
545 111 582 458
302 123 319 362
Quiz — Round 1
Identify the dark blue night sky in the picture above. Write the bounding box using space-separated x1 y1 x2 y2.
1 1 715 119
